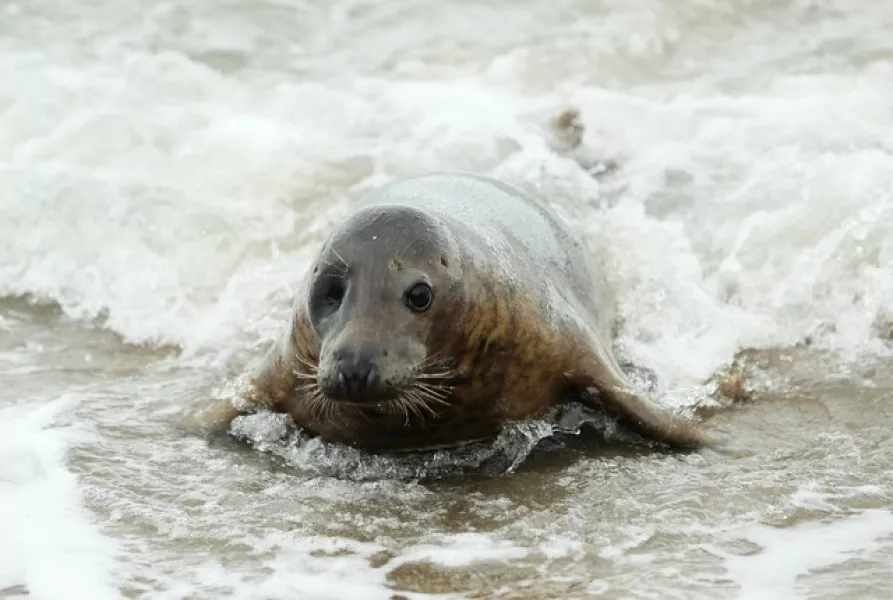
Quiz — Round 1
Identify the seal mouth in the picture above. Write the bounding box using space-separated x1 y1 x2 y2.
345 394 442 418
294 351 461 426
326 388 399 405
308 384 452 424
335 395 400 408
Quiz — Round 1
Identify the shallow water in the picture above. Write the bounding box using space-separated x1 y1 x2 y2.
2 1 893 598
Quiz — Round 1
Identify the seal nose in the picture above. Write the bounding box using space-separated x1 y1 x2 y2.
331 349 386 401
339 358 375 395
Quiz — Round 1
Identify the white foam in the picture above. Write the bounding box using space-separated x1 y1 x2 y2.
5 43 893 381
0 396 120 600
393 533 531 568
566 72 893 386
150 537 398 600
723 510 893 600
2 47 890 386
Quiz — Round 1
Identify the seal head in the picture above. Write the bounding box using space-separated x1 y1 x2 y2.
309 205 460 409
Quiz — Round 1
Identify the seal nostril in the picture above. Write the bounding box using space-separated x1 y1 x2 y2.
335 354 378 400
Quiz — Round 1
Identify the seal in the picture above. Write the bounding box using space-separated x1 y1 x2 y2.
213 172 713 452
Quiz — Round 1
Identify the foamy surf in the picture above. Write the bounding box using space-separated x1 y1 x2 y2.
724 509 893 600
3 65 890 388
0 396 120 600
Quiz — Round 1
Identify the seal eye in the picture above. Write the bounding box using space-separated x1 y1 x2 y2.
404 283 433 313
324 279 346 310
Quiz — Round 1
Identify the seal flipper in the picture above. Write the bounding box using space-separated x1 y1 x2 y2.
568 346 715 448
184 339 291 438
180 398 245 436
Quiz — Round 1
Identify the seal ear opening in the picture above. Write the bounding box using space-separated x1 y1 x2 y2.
571 356 716 448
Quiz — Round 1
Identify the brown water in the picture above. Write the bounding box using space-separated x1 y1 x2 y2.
2 1 893 598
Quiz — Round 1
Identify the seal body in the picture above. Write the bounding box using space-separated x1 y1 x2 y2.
234 172 711 452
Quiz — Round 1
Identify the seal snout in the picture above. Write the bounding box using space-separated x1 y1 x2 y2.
321 347 392 403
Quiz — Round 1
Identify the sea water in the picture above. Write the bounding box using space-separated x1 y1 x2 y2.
1 1 892 598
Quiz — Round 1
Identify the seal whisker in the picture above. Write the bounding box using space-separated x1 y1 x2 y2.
303 387 332 422
402 391 433 422
417 379 452 390
387 396 412 426
414 392 436 419
412 393 441 419
418 394 450 409
415 381 452 398
304 392 321 419
293 353 319 372
394 393 414 421
416 366 456 375
414 372 456 381
415 392 449 412
311 392 327 420
323 398 337 423
378 399 397 417
401 398 415 426
324 395 338 424
414 382 452 401
399 388 437 420
292 372 318 380
416 355 460 385
420 354 454 370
